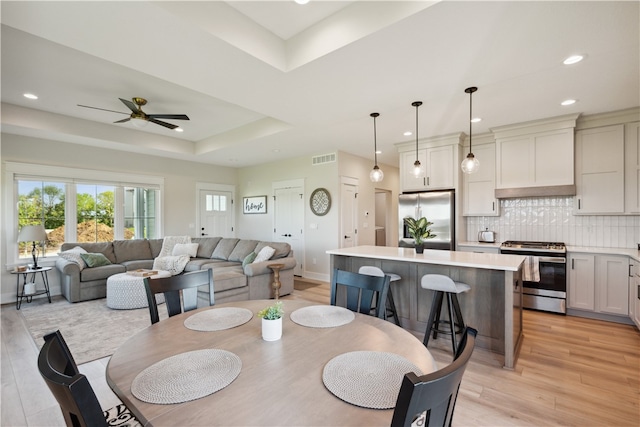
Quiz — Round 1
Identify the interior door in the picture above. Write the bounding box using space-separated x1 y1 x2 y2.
340 180 358 248
273 187 304 276
199 190 233 238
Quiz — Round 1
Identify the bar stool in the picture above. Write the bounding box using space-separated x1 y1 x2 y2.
358 266 401 326
420 274 470 355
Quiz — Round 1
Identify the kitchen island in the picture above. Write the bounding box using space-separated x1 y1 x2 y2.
327 245 526 369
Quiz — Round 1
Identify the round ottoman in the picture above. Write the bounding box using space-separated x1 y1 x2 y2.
106 270 170 310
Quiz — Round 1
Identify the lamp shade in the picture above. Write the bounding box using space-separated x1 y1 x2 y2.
17 225 47 242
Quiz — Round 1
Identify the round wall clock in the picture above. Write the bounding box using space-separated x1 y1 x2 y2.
310 188 331 216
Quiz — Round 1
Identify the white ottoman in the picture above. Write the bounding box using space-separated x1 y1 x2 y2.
106 270 170 310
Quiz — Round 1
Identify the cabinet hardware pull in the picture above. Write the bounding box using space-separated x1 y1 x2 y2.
571 259 574 269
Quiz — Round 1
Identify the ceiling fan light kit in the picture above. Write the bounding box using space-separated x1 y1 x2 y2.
78 97 189 130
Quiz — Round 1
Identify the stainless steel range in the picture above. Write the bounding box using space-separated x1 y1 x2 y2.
500 240 567 314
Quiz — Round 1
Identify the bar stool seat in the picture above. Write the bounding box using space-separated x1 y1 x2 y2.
420 274 470 355
358 266 401 326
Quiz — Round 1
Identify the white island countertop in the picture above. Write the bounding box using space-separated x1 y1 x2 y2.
327 245 525 272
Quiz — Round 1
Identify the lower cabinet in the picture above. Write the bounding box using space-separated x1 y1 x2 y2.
568 252 629 317
630 259 640 329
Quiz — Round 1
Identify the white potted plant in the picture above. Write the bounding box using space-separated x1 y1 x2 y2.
257 301 284 341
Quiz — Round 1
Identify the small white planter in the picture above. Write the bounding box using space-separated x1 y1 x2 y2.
262 317 282 341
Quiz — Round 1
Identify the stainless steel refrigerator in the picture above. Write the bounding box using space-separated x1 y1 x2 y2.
399 190 455 250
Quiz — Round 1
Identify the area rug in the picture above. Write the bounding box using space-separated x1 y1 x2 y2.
19 296 167 365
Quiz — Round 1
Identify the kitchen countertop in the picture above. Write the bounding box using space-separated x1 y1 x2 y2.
327 245 524 271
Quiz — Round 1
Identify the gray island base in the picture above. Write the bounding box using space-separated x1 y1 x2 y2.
327 245 526 369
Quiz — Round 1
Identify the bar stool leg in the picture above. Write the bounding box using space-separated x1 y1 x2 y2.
447 293 458 355
423 291 441 346
386 288 401 326
451 294 465 333
432 292 444 340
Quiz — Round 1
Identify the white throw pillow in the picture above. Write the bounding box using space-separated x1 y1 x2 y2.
253 246 275 264
153 255 190 276
158 236 192 258
58 246 88 270
172 243 199 258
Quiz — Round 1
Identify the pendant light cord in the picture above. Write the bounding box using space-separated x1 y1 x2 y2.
411 101 422 161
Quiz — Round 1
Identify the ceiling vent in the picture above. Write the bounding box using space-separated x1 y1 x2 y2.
312 153 336 165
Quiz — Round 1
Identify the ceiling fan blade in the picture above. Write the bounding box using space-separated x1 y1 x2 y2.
149 118 178 129
77 104 129 115
114 118 131 124
119 98 139 113
147 114 190 120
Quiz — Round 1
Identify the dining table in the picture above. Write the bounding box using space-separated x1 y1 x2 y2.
106 299 437 426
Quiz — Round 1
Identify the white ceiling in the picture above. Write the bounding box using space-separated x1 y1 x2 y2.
2 1 639 169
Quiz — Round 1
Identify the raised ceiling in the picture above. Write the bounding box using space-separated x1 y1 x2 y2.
2 1 638 168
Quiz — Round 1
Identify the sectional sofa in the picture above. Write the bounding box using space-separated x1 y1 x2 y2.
55 237 296 303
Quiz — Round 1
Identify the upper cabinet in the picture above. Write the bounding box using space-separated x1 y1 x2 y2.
575 124 625 214
397 133 463 193
463 135 499 216
492 114 579 198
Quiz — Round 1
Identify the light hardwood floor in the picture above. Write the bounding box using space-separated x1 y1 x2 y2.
2 279 638 426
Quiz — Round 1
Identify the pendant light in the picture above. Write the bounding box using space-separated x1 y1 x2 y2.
369 112 384 182
461 86 480 174
411 101 423 177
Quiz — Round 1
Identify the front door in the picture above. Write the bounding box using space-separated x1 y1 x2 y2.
199 190 233 238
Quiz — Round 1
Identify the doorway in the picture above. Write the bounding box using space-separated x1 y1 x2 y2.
272 180 304 276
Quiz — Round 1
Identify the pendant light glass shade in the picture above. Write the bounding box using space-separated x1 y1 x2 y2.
411 101 423 177
461 87 480 174
369 112 384 182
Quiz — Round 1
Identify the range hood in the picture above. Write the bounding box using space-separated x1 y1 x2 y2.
495 185 576 199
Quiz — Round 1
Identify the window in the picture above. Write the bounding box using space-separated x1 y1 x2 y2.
7 162 164 265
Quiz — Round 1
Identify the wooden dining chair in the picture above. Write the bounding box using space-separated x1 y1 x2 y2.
37 330 141 427
144 269 214 324
390 327 478 427
330 268 390 318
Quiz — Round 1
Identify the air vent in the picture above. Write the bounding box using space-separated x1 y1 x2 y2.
312 153 336 165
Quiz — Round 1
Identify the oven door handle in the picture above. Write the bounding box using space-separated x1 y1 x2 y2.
538 257 566 264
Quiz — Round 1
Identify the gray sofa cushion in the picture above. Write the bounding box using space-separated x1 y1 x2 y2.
255 242 291 260
211 238 239 260
61 242 117 264
148 239 164 258
228 240 258 262
113 239 152 263
192 237 221 258
80 264 125 281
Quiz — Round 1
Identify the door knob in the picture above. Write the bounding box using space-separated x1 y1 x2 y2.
201 233 208 236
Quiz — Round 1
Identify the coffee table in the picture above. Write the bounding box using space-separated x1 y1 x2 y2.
106 270 170 310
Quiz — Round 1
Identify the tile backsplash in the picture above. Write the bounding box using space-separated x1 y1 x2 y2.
466 196 640 249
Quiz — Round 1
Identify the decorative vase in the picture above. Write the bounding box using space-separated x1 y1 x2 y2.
415 243 424 254
262 317 282 341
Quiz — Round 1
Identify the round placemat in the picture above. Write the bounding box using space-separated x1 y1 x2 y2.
322 351 422 409
184 307 253 331
131 349 241 404
290 305 355 328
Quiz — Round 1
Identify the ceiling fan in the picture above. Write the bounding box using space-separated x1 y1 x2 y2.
78 97 189 130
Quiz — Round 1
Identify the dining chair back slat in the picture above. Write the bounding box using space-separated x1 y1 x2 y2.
330 268 390 318
391 327 477 427
144 269 214 324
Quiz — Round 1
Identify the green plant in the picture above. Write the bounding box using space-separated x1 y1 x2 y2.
257 301 284 320
403 217 436 245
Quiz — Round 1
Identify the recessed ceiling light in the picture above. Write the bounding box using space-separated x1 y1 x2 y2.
23 93 38 100
563 55 584 65
272 149 280 153
561 99 577 106
471 117 482 123
295 0 310 4
174 127 184 132
404 131 412 136
375 150 382 154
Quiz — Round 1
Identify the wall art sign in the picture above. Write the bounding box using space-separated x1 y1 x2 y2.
243 196 267 214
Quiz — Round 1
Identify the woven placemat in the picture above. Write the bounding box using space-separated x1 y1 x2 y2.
184 307 253 332
322 351 422 409
290 305 355 328
131 349 241 404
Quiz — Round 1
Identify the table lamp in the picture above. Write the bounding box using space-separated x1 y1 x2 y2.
17 225 47 269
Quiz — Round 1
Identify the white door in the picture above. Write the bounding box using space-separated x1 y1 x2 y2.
199 190 234 238
340 180 358 248
273 187 304 276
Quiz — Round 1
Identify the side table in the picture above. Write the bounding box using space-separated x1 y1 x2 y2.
267 263 285 300
12 266 52 310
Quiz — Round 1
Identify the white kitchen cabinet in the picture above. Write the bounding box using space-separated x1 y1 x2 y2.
400 145 455 192
457 244 499 254
568 253 595 311
625 122 640 214
575 124 625 214
596 255 629 315
463 142 499 216
630 259 640 329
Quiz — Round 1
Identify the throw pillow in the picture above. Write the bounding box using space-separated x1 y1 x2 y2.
58 246 88 270
253 246 275 264
153 254 190 276
158 236 192 258
242 252 257 267
172 243 199 258
80 252 112 268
